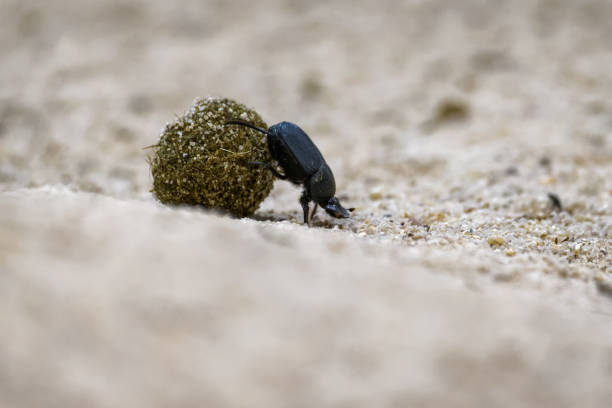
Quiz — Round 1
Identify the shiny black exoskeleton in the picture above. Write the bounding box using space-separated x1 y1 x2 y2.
226 120 350 225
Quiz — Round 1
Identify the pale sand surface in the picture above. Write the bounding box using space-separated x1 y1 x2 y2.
1 0 611 406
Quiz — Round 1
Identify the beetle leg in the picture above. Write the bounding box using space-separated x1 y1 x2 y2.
310 204 318 222
299 191 311 225
248 161 287 180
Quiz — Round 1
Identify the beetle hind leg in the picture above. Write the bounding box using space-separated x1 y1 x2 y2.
248 161 287 180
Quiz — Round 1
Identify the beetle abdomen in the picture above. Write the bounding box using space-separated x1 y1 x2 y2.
268 122 325 182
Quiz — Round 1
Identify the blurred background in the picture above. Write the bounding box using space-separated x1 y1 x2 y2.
1 0 611 407
2 0 611 200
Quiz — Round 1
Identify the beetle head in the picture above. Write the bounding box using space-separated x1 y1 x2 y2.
324 197 350 219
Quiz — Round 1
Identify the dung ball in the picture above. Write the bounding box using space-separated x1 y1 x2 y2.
148 97 274 217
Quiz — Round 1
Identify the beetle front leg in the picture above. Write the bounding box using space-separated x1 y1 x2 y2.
310 204 318 222
299 190 311 225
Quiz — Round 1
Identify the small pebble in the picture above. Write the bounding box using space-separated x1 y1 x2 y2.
540 176 556 185
488 236 505 247
370 191 383 200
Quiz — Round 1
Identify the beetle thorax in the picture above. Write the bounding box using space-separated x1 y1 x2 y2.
308 162 336 205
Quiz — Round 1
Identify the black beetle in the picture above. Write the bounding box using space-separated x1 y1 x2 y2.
225 120 350 225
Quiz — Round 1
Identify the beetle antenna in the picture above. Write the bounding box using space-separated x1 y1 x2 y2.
225 119 272 136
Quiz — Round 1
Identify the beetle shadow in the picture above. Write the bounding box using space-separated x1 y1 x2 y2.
251 211 296 223
251 211 347 230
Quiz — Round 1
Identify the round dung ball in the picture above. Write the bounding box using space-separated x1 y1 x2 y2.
149 97 274 217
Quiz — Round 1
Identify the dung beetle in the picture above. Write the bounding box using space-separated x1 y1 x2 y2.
225 120 350 225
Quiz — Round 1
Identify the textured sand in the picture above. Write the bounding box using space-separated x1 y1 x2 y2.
1 0 611 406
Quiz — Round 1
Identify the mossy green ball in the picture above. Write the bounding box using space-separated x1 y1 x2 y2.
149 97 274 217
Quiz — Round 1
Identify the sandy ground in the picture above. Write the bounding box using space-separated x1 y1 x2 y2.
1 0 612 406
